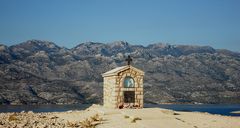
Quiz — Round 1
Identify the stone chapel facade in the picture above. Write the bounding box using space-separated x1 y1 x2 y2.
102 65 144 109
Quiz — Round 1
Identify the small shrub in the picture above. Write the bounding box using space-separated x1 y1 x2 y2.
131 117 142 123
173 112 180 115
50 116 59 119
67 121 80 127
8 114 18 122
39 115 47 118
80 118 94 128
80 114 103 128
90 114 103 122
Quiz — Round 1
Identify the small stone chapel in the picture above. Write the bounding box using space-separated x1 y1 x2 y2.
102 56 144 109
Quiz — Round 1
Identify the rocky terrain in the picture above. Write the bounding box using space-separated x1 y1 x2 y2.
0 40 240 104
0 105 104 128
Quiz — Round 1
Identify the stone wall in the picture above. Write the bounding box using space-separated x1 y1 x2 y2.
103 76 117 108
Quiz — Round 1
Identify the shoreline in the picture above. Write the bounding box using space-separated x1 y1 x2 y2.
230 111 240 114
2 102 240 105
0 104 240 116
0 104 240 128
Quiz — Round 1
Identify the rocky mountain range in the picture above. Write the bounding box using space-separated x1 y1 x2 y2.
0 40 240 105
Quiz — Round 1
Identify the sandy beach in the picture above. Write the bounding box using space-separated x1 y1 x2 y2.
0 104 239 128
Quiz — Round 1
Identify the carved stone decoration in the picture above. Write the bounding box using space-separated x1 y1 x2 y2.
102 65 144 109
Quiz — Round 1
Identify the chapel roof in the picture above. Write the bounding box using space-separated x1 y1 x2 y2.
102 65 144 77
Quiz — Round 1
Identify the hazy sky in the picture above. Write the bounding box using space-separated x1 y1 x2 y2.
0 0 240 51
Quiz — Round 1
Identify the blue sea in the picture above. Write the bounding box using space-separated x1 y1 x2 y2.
145 104 240 116
0 104 239 116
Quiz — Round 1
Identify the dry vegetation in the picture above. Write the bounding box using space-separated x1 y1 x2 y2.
80 114 103 128
130 117 142 123
123 114 142 123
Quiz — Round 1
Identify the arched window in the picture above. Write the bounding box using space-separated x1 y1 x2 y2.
124 76 135 88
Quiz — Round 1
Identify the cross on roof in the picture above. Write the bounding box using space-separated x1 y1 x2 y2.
125 55 132 65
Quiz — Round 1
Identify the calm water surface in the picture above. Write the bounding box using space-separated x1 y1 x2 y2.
145 104 240 116
0 104 240 116
0 104 91 113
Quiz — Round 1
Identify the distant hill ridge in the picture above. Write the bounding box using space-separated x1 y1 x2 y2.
0 40 239 105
